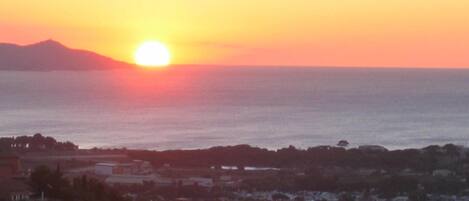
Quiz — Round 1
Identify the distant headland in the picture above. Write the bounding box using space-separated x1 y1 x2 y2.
0 40 135 71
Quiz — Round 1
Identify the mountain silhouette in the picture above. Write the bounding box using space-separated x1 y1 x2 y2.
0 39 134 70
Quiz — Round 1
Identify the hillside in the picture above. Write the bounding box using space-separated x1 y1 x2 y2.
0 40 134 70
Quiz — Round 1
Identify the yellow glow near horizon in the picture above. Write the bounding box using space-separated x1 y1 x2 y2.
3 0 469 67
135 41 171 67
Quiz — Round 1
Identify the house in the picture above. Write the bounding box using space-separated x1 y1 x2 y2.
105 174 156 186
131 160 153 175
104 173 174 186
153 175 173 187
217 175 241 188
318 192 338 201
432 169 454 177
392 196 408 201
95 160 153 176
0 178 32 201
95 162 132 176
176 177 214 188
0 154 21 177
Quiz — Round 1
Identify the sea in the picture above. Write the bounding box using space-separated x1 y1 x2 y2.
1 66 469 150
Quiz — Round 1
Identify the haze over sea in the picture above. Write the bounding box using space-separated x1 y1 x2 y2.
1 66 469 150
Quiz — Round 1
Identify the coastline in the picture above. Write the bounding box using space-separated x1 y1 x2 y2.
3 134 469 201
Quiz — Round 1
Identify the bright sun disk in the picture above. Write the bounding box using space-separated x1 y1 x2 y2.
135 41 171 67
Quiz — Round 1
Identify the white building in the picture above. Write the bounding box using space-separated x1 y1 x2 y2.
105 174 156 185
95 162 132 176
392 196 409 201
432 169 453 177
176 177 214 188
95 160 153 176
104 173 173 186
95 163 116 176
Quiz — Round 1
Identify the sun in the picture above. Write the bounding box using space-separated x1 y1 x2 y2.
135 41 171 67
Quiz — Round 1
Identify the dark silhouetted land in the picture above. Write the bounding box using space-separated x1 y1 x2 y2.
0 40 134 71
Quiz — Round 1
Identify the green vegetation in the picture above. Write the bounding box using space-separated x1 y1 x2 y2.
0 133 78 152
128 144 466 171
128 143 469 197
30 165 127 201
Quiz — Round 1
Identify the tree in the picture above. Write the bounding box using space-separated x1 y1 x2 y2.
337 140 350 148
443 144 460 158
408 190 429 201
30 165 52 194
30 165 71 200
30 165 126 201
338 193 355 201
0 134 78 152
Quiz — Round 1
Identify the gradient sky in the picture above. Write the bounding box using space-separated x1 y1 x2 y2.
1 0 469 67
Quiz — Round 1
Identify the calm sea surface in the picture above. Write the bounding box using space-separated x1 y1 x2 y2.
1 67 469 150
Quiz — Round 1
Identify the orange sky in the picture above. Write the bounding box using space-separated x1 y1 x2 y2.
1 0 469 67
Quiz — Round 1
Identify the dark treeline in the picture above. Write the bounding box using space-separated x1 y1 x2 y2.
113 183 223 201
129 144 469 197
30 165 127 201
0 133 78 152
128 143 466 171
240 168 467 197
